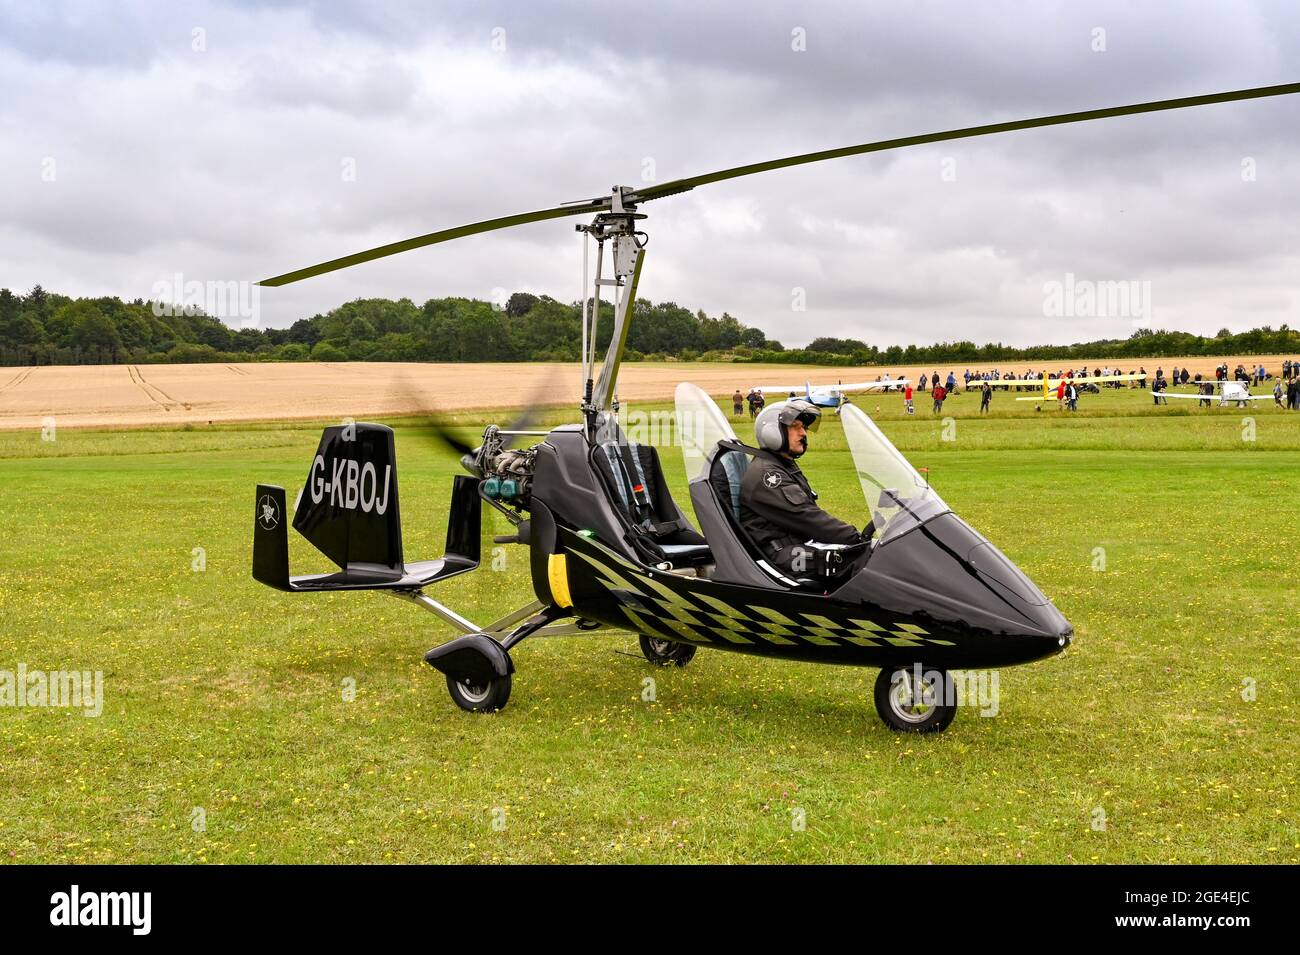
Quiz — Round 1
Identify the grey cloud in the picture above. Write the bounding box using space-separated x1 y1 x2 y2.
1 0 1297 347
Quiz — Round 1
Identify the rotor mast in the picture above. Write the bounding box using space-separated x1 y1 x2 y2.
576 186 647 440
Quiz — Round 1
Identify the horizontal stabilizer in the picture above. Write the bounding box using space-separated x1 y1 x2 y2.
252 429 482 593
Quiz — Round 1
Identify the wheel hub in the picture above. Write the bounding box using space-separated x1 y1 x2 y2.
889 671 938 724
458 679 491 704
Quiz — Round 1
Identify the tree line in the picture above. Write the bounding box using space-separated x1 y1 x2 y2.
1 286 1297 366
0 287 771 365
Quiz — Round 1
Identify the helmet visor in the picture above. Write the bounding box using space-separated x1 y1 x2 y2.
778 400 821 432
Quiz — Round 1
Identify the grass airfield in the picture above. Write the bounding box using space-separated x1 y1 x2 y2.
1 383 1297 863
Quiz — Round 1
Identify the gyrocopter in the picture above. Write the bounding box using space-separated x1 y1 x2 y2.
250 82 1298 732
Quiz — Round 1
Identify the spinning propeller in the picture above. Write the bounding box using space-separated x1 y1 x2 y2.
397 375 558 474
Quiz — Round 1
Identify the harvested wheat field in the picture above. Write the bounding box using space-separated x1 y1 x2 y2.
0 355 1291 430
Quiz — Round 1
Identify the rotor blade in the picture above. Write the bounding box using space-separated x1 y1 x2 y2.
627 82 1300 204
410 410 479 459
259 82 1298 286
259 198 609 287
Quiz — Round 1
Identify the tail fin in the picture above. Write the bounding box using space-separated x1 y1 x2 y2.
253 484 292 590
293 422 403 573
252 422 480 592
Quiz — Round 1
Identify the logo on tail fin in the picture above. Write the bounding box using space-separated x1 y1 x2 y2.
257 494 281 530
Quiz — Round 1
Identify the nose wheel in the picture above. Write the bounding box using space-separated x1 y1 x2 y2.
874 666 957 733
425 633 516 713
639 635 697 667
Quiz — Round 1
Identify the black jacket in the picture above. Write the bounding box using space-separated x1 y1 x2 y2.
738 448 862 558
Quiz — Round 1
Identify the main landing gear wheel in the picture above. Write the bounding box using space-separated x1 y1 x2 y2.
873 666 957 734
446 672 512 712
639 634 697 667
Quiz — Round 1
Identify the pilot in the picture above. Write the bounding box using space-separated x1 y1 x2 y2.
740 399 869 577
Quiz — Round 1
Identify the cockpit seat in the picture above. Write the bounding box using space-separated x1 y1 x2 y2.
712 445 748 522
593 439 712 568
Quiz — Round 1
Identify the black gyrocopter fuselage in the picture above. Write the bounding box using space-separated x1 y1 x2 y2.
253 398 1071 732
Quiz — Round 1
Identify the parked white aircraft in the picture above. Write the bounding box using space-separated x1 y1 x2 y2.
749 379 912 409
1153 379 1272 407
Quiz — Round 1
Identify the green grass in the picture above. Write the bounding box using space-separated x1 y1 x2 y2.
0 386 1296 863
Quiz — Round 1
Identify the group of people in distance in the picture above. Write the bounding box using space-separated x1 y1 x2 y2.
958 366 1149 391
735 388 766 418
1283 378 1300 410
1278 359 1300 410
1151 361 1300 408
728 359 1300 420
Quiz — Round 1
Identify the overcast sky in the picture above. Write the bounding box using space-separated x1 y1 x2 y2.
2 0 1297 348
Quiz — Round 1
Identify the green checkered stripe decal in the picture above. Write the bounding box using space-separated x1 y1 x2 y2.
568 545 956 650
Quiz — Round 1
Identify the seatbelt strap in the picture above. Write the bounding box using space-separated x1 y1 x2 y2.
643 518 686 536
601 445 630 513
616 442 652 517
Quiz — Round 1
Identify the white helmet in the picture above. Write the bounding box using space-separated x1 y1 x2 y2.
755 399 821 454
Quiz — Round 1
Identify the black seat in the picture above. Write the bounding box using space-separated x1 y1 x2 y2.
592 439 711 568
709 445 750 525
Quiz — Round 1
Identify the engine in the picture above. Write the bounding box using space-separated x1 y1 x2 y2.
467 424 540 510
480 445 537 507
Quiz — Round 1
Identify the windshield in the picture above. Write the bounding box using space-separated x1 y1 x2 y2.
838 403 949 542
674 382 737 482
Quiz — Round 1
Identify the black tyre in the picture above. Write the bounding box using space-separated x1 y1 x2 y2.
873 666 957 733
446 672 512 712
639 634 697 667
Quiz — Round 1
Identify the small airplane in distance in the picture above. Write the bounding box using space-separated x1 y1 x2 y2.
1012 372 1148 404
750 378 911 409
1153 379 1272 407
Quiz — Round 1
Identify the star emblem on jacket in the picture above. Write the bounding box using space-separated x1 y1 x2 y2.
763 470 783 489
